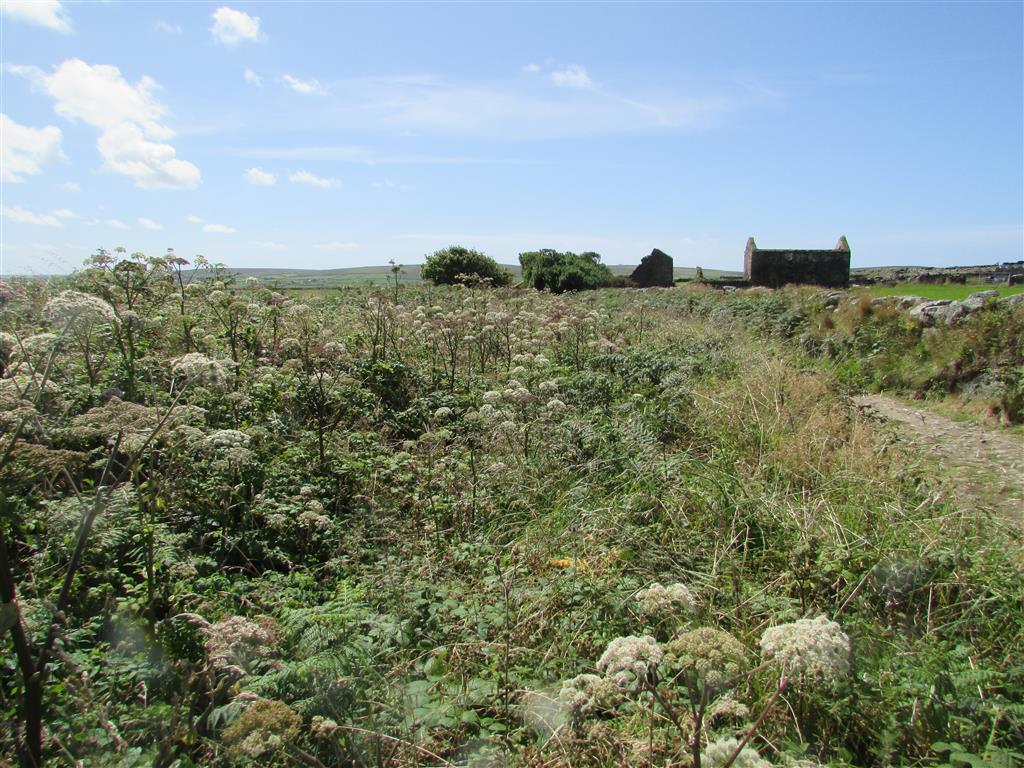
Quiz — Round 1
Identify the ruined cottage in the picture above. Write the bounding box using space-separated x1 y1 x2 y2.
630 248 674 287
744 236 851 288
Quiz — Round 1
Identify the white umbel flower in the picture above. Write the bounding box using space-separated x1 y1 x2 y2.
634 582 695 616
597 635 662 689
759 615 851 679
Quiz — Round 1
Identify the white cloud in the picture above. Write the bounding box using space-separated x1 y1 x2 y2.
314 241 359 252
233 73 769 140
186 214 204 224
210 6 261 46
106 218 129 230
10 59 201 189
282 75 323 95
551 65 594 90
289 170 339 189
522 63 541 73
1 113 64 182
1 205 64 227
251 240 290 250
97 122 202 190
245 167 275 185
138 217 163 230
243 67 262 87
155 20 182 35
62 181 80 192
52 208 78 219
1 0 72 33
203 223 236 234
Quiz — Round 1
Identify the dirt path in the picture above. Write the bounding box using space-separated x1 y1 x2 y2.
854 394 1023 524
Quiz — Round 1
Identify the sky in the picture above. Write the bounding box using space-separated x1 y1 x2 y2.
1 0 1022 276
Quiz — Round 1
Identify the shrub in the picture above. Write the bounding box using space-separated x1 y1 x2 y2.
519 249 613 292
421 245 512 287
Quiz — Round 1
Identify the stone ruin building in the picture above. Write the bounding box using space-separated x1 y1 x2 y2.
630 248 674 287
744 236 851 288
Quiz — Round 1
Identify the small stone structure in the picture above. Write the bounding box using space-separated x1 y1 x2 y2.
744 236 851 288
630 248 674 287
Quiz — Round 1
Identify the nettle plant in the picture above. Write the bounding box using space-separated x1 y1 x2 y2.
555 585 852 768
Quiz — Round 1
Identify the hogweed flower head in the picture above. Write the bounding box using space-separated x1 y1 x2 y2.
759 615 851 679
171 352 229 389
558 673 623 717
663 627 746 691
701 738 772 768
42 290 116 326
597 635 663 690
634 582 695 616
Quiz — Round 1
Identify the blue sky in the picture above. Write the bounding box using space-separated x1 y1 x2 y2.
1 1 1021 275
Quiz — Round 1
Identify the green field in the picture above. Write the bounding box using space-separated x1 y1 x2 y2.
224 264 741 289
866 281 1024 301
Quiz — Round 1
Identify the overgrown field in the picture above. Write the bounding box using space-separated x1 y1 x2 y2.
1 253 1022 768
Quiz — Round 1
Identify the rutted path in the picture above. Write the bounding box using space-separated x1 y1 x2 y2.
855 394 1024 524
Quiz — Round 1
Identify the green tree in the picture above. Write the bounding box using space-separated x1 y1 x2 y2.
421 246 512 287
518 249 613 292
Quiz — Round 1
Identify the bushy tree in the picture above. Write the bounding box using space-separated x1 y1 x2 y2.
421 245 512 287
519 249 613 292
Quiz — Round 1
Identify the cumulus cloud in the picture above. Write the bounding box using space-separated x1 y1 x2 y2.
1 204 66 227
106 218 129 229
551 65 594 90
186 214 204 224
522 63 541 73
9 59 201 189
282 74 323 94
62 181 80 192
210 6 261 46
138 217 163 230
245 167 275 185
289 170 339 189
314 241 359 251
243 67 263 87
1 0 72 33
203 223 237 234
1 113 64 182
251 240 290 250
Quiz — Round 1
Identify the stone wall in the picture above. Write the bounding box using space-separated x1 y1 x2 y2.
744 236 851 288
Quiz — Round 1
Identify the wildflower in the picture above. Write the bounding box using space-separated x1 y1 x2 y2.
547 557 590 572
310 716 340 739
223 699 299 760
663 627 746 691
204 429 253 468
759 615 851 679
42 290 116 326
597 635 662 689
482 390 502 404
171 352 229 388
634 582 695 616
433 406 454 420
558 673 623 717
0 331 17 357
701 738 771 768
538 379 559 394
202 615 277 673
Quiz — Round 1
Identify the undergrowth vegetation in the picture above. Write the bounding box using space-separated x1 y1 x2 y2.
1 251 1021 767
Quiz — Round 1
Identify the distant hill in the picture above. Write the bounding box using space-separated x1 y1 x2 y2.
219 264 742 288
